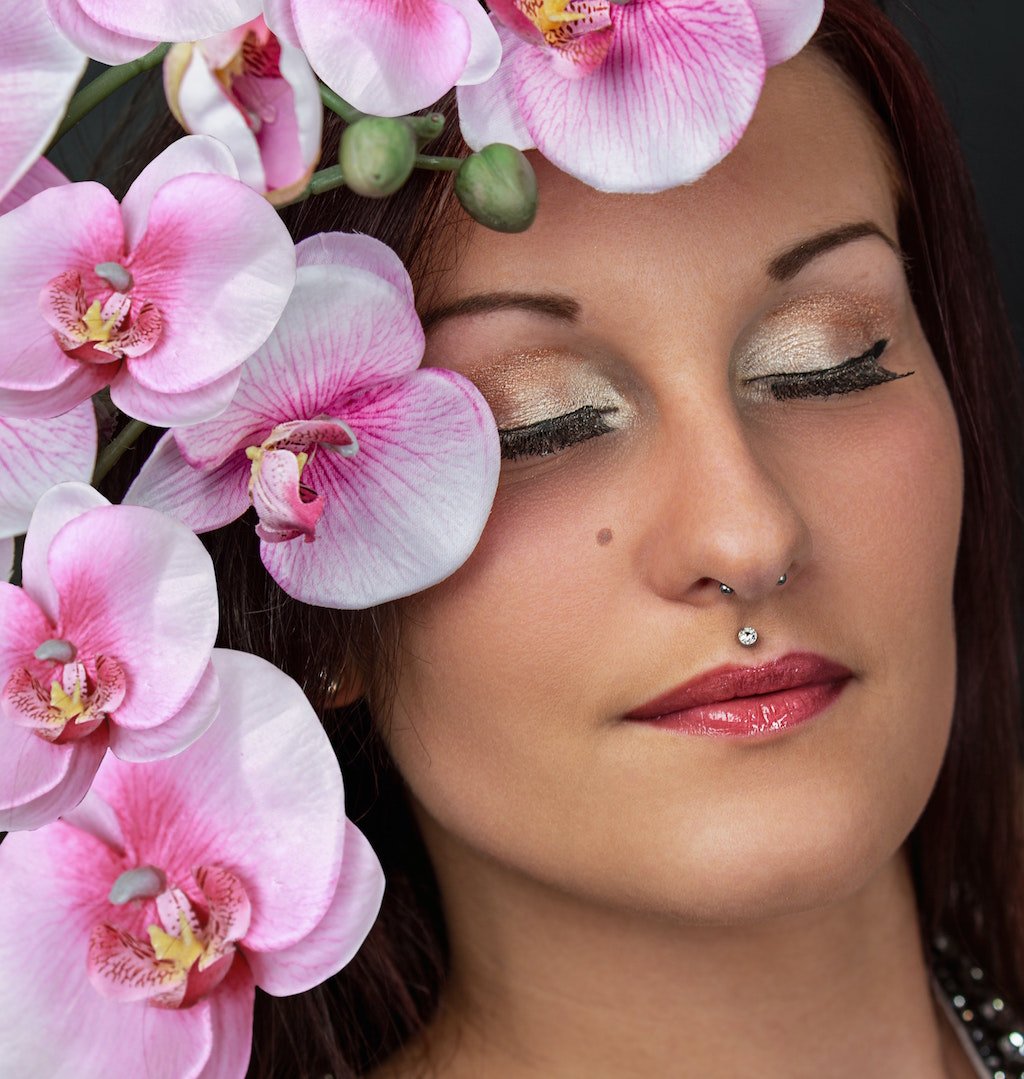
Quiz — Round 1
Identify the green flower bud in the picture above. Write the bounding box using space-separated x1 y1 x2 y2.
339 117 417 198
455 144 538 233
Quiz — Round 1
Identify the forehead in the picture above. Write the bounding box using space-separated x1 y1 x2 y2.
423 50 899 327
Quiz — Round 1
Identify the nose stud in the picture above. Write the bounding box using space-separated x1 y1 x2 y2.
718 574 787 596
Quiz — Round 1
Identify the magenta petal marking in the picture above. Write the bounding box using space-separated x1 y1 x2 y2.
249 448 325 544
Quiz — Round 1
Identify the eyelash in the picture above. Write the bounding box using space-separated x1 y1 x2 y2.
497 339 912 461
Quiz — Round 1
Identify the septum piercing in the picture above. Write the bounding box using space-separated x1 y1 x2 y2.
718 574 788 647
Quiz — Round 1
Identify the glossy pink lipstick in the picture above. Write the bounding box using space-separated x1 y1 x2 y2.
625 652 853 738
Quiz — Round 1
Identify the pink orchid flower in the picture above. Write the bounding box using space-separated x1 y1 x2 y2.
457 0 824 193
0 648 385 1078
126 232 500 609
0 155 69 214
164 16 322 206
0 482 220 832
0 2 86 200
0 134 296 426
44 0 261 65
0 400 97 582
265 0 503 116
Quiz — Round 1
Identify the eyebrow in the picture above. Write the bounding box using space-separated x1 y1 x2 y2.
419 221 901 330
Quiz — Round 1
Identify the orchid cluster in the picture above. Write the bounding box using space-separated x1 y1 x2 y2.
0 0 823 1074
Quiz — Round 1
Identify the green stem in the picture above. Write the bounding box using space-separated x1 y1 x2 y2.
50 43 172 149
414 154 462 172
319 84 365 125
309 164 345 196
92 419 151 485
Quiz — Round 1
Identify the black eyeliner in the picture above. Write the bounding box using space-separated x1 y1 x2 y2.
498 405 618 461
762 339 913 401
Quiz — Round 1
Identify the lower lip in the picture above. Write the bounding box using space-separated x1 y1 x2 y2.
631 678 852 738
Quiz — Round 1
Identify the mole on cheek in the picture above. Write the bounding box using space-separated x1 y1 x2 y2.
596 528 613 546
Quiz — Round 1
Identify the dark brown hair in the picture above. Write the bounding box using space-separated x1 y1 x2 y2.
103 2 1024 1074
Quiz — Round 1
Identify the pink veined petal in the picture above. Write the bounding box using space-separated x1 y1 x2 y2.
91 649 346 953
513 0 767 193
0 401 97 535
0 156 68 215
119 134 240 250
292 0 473 117
74 0 263 42
107 659 220 763
486 0 546 42
244 819 384 995
45 0 156 64
439 0 504 84
195 865 252 953
0 581 52 690
0 538 11 582
19 481 108 622
123 171 296 394
295 232 415 305
88 921 188 1004
260 367 500 608
193 959 255 1079
262 0 299 46
0 182 125 393
171 47 267 194
0 2 86 202
0 362 110 420
123 431 250 533
746 0 823 67
456 18 536 152
250 448 325 544
0 814 218 1077
109 364 242 427
46 503 218 732
0 720 107 832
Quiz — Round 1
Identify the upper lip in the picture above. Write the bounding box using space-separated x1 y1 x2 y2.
625 651 854 719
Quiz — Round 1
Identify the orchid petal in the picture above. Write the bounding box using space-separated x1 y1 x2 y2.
292 0 473 116
279 38 323 181
0 401 97 537
295 232 414 305
124 171 296 393
0 822 215 1076
245 819 383 995
119 135 239 250
0 363 110 421
747 0 824 67
0 3 86 202
0 182 123 394
73 0 263 42
91 650 345 952
20 481 107 622
439 0 504 84
109 364 243 427
262 0 299 46
0 156 68 215
513 0 766 192
250 448 324 544
107 659 220 763
194 959 255 1079
261 367 500 608
124 431 250 533
456 19 536 152
171 45 267 193
0 720 107 832
46 503 218 732
45 0 156 64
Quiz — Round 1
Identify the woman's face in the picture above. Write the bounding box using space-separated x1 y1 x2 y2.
385 50 964 923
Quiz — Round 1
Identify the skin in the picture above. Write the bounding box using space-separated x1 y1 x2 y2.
368 50 972 1078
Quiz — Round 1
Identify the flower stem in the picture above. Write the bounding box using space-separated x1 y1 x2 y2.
50 43 172 149
319 84 365 125
414 154 462 172
309 164 345 196
318 84 447 143
92 418 151 485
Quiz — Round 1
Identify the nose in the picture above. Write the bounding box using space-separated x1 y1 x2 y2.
639 396 812 607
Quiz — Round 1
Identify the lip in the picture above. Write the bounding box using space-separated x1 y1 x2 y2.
624 651 854 738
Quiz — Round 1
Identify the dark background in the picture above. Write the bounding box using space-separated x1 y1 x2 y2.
49 1 1023 353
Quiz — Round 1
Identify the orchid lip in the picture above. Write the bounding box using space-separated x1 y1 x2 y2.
625 652 855 719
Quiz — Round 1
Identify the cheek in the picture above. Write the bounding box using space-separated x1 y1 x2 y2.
387 363 965 922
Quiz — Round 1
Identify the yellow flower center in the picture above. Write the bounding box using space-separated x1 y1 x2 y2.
527 0 587 34
81 299 121 344
148 910 205 974
50 677 86 723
